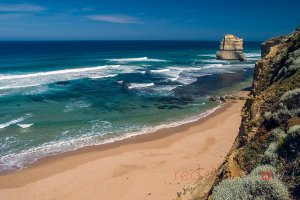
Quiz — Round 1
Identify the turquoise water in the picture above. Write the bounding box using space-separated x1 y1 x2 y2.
0 41 261 173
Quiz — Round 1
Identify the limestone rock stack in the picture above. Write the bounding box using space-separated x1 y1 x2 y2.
216 34 246 61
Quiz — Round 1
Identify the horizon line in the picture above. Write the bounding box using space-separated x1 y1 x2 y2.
0 39 263 42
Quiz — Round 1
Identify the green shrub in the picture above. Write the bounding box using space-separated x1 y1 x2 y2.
211 178 249 200
278 125 300 159
270 128 286 141
212 166 289 200
267 106 300 124
264 111 273 121
287 125 300 135
275 67 288 81
261 143 279 165
285 125 300 154
249 165 277 178
271 108 293 124
280 88 300 109
288 64 300 72
292 49 300 58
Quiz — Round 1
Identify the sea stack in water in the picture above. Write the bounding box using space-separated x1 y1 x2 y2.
216 34 246 61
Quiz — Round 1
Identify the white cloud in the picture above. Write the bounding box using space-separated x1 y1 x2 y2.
87 14 142 24
0 4 45 12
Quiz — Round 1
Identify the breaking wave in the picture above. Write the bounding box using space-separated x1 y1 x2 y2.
106 57 168 63
127 83 155 89
0 105 222 173
0 65 138 91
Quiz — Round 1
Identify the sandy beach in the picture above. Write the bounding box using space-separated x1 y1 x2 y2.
0 95 246 200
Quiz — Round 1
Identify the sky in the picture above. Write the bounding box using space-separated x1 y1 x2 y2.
0 0 299 41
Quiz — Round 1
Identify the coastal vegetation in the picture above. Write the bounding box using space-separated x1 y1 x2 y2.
211 165 289 200
210 26 300 200
177 26 300 200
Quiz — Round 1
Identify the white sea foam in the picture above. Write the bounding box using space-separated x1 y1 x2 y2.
149 61 255 86
198 54 215 57
64 101 92 112
89 74 117 79
150 69 171 73
127 83 155 89
23 85 49 95
0 66 112 80
201 59 230 63
201 64 224 69
0 105 222 173
0 114 31 129
166 66 214 84
17 124 34 128
0 84 41 90
106 57 167 63
0 65 139 91
244 53 261 58
150 85 181 95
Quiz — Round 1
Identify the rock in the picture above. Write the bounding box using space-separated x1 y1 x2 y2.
225 95 238 100
216 34 246 61
209 96 218 101
238 96 247 100
220 96 226 102
261 35 284 58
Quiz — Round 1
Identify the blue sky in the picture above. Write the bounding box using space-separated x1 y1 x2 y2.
0 0 299 41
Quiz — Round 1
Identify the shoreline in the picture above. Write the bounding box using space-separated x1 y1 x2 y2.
0 103 222 176
0 103 225 179
0 92 247 200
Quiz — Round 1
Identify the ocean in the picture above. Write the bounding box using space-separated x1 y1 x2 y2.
0 41 261 173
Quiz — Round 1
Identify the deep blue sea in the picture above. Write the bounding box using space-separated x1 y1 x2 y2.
0 41 261 173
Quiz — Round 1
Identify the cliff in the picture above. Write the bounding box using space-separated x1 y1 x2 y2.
178 26 300 200
211 26 300 199
216 34 246 61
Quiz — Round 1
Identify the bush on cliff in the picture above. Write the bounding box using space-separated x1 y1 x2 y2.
280 88 300 109
269 128 286 141
278 125 300 160
212 165 289 200
261 143 279 165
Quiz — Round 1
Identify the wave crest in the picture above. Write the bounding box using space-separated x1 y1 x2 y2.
107 57 167 63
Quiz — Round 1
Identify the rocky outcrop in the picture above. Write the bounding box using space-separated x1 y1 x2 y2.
216 34 246 61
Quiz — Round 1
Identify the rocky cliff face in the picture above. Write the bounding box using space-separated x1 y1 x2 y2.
209 26 300 199
216 34 246 61
177 26 300 200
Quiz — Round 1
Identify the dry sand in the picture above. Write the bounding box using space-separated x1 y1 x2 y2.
0 96 246 200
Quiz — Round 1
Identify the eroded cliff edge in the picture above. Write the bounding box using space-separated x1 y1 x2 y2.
178 26 300 200
210 26 300 199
